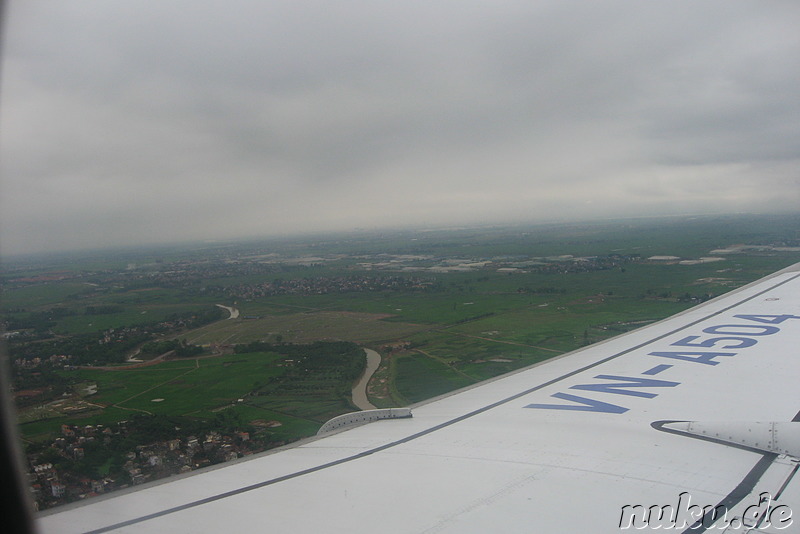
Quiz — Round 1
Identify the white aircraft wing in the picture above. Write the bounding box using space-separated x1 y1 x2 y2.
37 263 800 533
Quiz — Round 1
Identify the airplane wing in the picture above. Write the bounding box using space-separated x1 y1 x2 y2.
37 263 800 533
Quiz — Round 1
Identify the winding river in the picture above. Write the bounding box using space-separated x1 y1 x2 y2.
351 348 381 410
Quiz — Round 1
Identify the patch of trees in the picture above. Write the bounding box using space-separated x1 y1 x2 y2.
139 339 203 358
4 307 77 332
454 312 495 325
12 368 71 407
10 306 223 366
9 331 152 365
84 305 123 315
677 292 715 303
164 306 225 329
235 341 365 399
516 286 567 294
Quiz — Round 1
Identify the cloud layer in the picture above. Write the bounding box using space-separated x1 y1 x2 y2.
2 1 799 254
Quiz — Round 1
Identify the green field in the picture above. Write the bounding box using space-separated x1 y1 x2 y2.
6 214 800 445
394 351 477 404
17 351 347 441
185 310 431 345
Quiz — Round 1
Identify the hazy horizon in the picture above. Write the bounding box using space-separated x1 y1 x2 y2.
2 1 799 256
3 211 797 262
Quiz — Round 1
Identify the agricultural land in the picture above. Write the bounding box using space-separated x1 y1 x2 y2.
3 213 800 509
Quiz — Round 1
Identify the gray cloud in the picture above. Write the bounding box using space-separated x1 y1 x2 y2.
2 0 799 255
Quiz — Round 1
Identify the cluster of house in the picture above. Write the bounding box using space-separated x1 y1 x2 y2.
28 422 257 511
14 353 72 370
224 275 435 300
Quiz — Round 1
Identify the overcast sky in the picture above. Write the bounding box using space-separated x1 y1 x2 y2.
1 1 798 256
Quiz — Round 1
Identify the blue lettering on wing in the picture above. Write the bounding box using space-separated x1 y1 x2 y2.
648 351 736 366
734 314 800 324
570 375 680 398
642 364 672 375
526 375 679 412
525 392 629 413
524 312 798 415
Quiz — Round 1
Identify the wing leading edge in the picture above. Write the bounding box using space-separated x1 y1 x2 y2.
38 263 800 533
